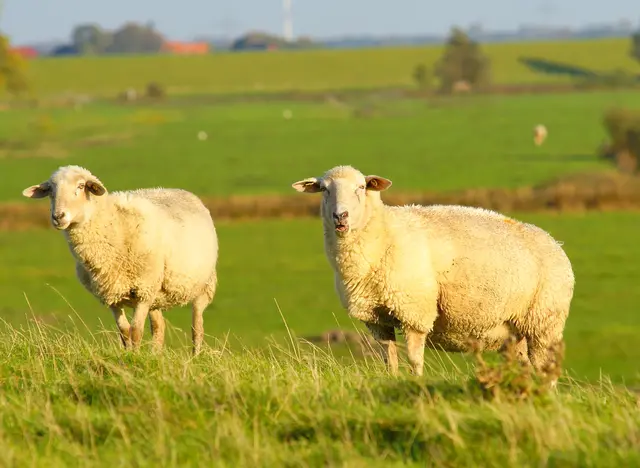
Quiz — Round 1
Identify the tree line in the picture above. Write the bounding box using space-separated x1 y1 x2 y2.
70 23 165 55
416 27 640 94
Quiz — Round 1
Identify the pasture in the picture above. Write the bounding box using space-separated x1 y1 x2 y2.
26 37 635 97
2 90 638 203
3 212 640 385
0 326 638 466
2 74 640 464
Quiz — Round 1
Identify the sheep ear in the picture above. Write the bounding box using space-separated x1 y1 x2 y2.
291 177 323 194
22 182 51 199
86 179 106 196
365 175 392 192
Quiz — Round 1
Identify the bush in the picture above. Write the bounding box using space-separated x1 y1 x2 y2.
146 81 165 99
602 108 640 173
0 35 30 96
433 28 491 94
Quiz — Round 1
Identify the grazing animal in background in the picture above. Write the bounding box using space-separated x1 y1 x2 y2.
22 165 219 354
292 165 574 382
533 124 548 146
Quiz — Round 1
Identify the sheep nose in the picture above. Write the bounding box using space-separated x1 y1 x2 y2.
333 211 349 222
52 212 66 221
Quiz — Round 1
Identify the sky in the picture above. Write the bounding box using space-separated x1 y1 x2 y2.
2 0 639 45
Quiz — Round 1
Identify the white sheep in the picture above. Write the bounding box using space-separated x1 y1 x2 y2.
292 165 574 380
533 124 548 146
22 165 218 354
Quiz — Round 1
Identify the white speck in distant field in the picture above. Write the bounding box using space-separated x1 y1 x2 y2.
283 109 293 120
198 131 208 141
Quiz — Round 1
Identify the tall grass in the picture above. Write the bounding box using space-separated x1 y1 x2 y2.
0 320 638 466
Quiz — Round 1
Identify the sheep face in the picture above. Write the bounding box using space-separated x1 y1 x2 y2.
22 165 107 230
292 165 392 235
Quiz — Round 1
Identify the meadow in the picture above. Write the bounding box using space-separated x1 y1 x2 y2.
3 89 639 203
26 37 636 97
0 326 639 466
3 211 640 387
3 49 640 463
3 89 640 385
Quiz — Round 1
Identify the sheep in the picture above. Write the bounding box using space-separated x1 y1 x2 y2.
22 165 218 354
533 124 548 146
291 165 574 381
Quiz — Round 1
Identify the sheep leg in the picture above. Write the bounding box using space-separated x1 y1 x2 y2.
148 309 166 352
130 302 151 349
526 331 565 389
191 294 210 356
405 327 427 377
499 334 531 366
365 323 398 375
110 306 131 348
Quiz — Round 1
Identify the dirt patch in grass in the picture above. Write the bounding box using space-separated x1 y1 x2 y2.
74 132 135 148
0 130 138 160
0 141 69 160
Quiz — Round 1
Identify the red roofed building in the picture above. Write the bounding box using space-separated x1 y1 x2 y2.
11 47 38 59
162 41 209 55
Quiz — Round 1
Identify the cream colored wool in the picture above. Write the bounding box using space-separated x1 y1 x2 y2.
22 165 218 354
293 165 574 378
534 124 548 146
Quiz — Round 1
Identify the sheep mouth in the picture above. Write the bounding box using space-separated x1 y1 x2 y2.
334 223 349 233
51 218 70 230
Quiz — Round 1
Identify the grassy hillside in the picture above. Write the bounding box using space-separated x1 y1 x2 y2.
2 90 637 203
27 38 637 97
0 325 638 466
3 212 640 384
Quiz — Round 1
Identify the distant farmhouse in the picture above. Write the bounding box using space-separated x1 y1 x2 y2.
230 32 315 51
161 41 210 55
11 46 39 58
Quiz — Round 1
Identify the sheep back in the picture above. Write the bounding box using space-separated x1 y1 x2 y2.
410 205 573 351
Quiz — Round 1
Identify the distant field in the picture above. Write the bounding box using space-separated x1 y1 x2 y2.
1 89 636 204
27 37 636 97
3 212 640 384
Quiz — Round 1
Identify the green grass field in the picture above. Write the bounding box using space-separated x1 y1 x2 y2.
3 78 640 463
26 37 637 97
3 89 638 203
3 212 640 385
0 326 638 466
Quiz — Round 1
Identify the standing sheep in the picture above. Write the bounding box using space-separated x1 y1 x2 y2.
22 165 218 354
292 165 574 380
533 124 548 146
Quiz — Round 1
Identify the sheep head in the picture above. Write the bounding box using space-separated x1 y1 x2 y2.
292 165 392 236
22 165 107 230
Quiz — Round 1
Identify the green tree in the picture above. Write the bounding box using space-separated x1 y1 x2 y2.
631 31 640 63
412 64 432 90
106 22 165 54
433 27 491 94
0 35 30 96
71 24 112 54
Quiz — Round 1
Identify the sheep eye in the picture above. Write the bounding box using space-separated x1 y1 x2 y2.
358 185 365 190
78 183 85 190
